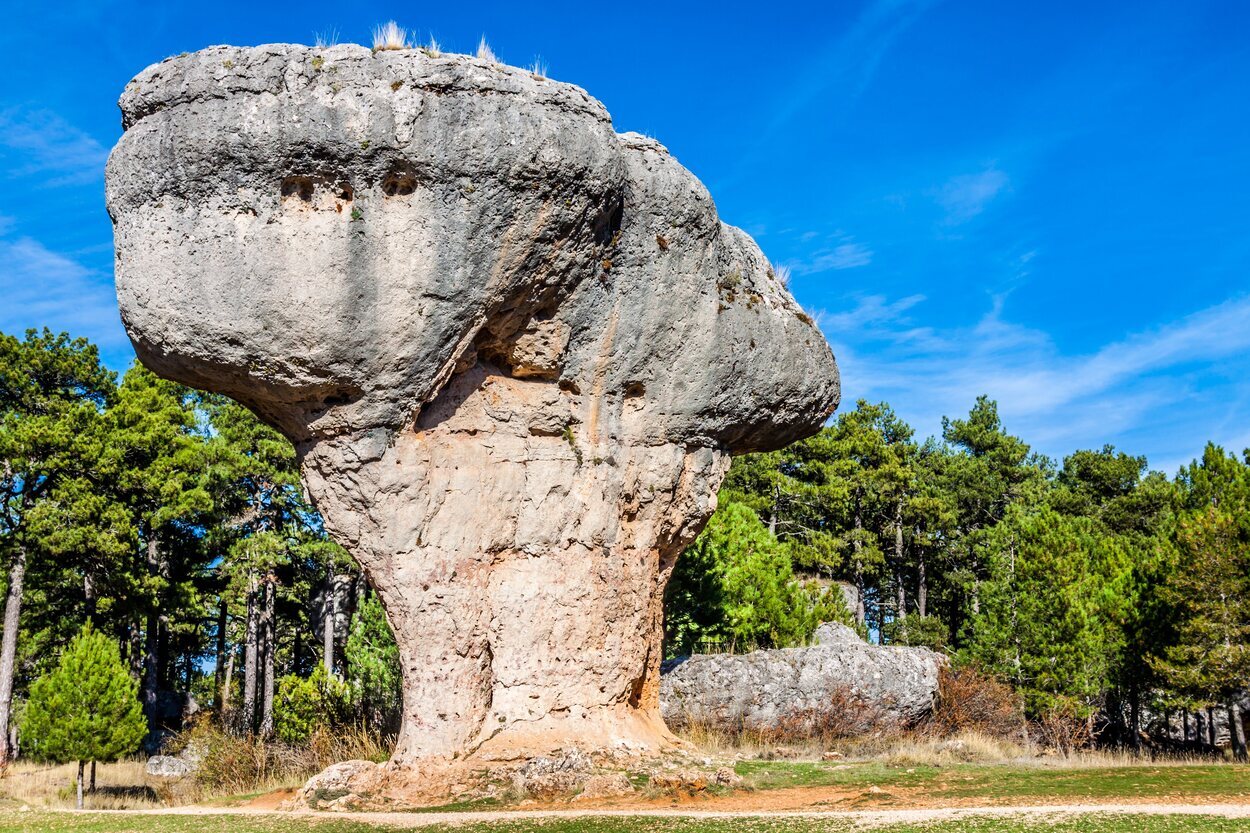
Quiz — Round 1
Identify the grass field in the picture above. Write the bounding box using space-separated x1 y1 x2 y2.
733 758 1250 803
0 811 1248 833
3 757 1249 812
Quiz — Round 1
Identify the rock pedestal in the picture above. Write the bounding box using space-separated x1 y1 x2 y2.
106 44 839 787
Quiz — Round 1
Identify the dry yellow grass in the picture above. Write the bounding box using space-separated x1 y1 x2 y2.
0 758 162 809
677 721 1228 771
476 36 498 63
372 21 410 51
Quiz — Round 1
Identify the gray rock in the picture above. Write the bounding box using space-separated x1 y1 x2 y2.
107 43 839 778
145 754 195 778
661 630 943 730
292 759 380 810
510 749 593 799
813 621 863 646
575 772 635 800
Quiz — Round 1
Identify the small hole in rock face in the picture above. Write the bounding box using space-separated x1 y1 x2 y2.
337 182 354 201
624 382 645 398
281 176 315 202
382 171 417 197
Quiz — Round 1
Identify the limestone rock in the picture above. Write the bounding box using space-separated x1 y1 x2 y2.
648 769 710 793
813 621 863 646
661 630 943 731
292 759 381 810
510 749 593 800
145 755 195 778
575 772 635 800
107 43 839 779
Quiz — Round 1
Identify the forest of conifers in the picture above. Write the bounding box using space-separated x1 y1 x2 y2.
3 327 1249 761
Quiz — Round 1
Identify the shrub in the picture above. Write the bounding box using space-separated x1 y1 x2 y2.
170 717 388 799
1033 697 1093 755
929 664 1025 740
273 665 351 744
883 615 950 651
766 685 894 743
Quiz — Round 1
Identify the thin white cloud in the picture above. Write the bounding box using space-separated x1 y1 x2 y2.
818 293 925 332
936 168 1009 224
0 108 108 186
790 238 875 275
0 237 126 349
818 292 1250 465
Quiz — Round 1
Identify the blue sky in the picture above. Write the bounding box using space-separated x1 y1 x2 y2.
1 0 1247 474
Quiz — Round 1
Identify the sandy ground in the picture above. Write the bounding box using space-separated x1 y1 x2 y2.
64 801 1250 827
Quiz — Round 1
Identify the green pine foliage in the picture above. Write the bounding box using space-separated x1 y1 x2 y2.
273 664 351 744
664 499 851 656
343 590 402 733
22 624 147 764
962 506 1131 718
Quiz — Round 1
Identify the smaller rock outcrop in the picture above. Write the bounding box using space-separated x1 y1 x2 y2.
660 624 943 732
145 754 195 778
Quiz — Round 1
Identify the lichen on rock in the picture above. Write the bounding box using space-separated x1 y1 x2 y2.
106 43 840 796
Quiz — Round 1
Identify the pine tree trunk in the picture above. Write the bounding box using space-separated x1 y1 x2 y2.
1129 687 1141 751
1208 706 1218 747
852 496 866 627
142 535 161 733
76 760 84 810
83 572 97 621
1183 710 1191 743
0 545 27 770
916 543 927 618
90 760 96 793
970 546 981 616
143 610 159 731
1196 710 1206 747
222 647 235 709
1228 699 1247 760
258 575 276 738
241 574 259 734
214 598 228 710
323 568 336 676
894 497 906 621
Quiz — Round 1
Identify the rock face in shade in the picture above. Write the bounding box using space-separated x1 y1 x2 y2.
660 625 944 731
106 43 840 787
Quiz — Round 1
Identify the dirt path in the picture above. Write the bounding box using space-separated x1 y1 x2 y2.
75 802 1250 827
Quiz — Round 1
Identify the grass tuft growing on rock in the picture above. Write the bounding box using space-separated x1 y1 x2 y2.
372 21 410 51
476 36 498 63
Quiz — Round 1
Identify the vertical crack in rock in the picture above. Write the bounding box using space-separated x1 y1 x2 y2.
106 44 840 792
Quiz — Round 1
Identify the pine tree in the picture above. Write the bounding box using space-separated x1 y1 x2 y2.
664 500 822 655
22 624 147 808
344 589 402 733
0 329 116 768
964 505 1131 723
1151 505 1250 759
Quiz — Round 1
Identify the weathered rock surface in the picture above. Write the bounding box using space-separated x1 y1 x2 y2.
107 43 839 785
660 625 943 730
291 759 382 810
145 754 195 778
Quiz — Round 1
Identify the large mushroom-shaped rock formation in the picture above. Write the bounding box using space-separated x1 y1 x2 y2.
106 44 839 775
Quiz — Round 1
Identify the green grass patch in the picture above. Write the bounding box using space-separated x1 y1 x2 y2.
734 760 1250 802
